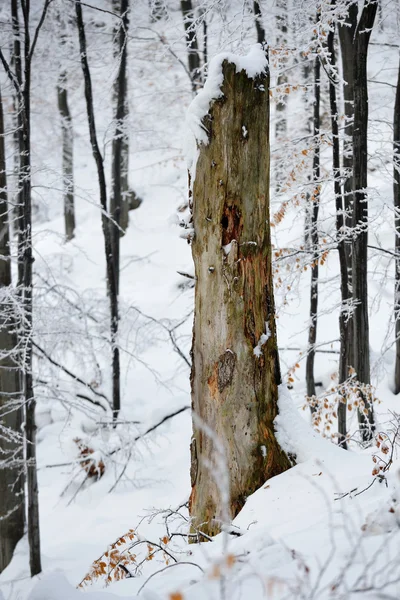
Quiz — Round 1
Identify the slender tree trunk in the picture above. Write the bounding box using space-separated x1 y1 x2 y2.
21 3 43 576
305 40 320 405
253 1 266 46
338 3 357 376
189 58 291 537
275 0 287 142
111 0 129 295
75 0 120 422
328 11 348 448
352 0 378 442
1 0 52 576
112 0 131 237
57 73 75 241
0 84 24 575
394 55 400 394
180 0 201 93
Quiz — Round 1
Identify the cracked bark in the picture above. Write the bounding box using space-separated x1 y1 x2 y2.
189 60 291 538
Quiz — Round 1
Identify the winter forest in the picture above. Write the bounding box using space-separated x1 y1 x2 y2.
1 0 400 598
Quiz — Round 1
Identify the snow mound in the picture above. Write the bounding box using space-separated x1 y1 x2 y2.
274 385 344 463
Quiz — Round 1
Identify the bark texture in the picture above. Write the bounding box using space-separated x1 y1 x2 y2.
0 83 24 575
180 0 201 93
338 2 357 378
305 43 320 404
112 0 131 237
57 73 75 241
394 55 400 394
111 0 129 294
352 0 378 441
328 17 349 448
189 61 291 537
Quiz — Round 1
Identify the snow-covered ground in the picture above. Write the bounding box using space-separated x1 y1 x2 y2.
1 2 400 599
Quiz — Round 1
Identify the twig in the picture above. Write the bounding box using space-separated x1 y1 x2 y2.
32 341 109 408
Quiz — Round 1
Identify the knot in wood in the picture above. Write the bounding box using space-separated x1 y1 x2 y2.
217 350 236 392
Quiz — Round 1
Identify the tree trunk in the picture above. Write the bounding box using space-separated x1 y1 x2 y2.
180 0 201 93
0 83 24 575
76 0 120 422
253 1 266 47
305 27 320 406
352 0 378 442
189 59 291 537
328 12 348 448
275 0 287 142
57 73 75 241
112 0 131 237
338 2 357 377
21 5 43 576
394 55 400 394
111 0 129 294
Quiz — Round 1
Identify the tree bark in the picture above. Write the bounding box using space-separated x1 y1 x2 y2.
57 72 75 241
275 0 287 142
305 28 320 405
111 0 129 294
111 0 131 237
75 0 120 422
328 11 348 448
189 59 291 537
352 0 378 441
0 83 24 575
253 1 266 47
338 2 357 377
180 0 201 93
394 55 400 394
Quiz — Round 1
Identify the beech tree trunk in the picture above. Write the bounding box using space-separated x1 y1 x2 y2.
180 0 201 93
352 0 378 441
112 0 131 238
0 0 52 575
305 40 320 404
76 0 120 422
394 55 400 394
57 72 75 241
0 83 24 575
111 0 129 294
338 2 357 378
189 59 291 537
328 16 349 448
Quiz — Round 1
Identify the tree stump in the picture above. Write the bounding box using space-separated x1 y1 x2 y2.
189 55 291 537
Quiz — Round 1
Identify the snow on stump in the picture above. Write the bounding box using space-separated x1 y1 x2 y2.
188 46 291 537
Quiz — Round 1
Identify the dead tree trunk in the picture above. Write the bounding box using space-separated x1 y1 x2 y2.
305 26 320 406
0 83 24 575
57 72 75 241
352 0 377 442
189 58 291 537
394 55 400 394
76 0 120 422
328 14 349 448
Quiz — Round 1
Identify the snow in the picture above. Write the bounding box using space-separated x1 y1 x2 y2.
253 323 271 357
